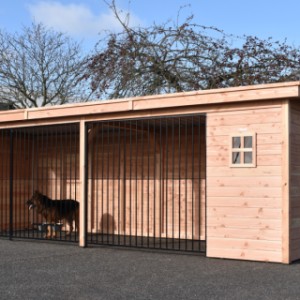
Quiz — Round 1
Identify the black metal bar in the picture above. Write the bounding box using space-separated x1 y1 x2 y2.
94 123 98 243
135 120 138 247
112 122 116 245
178 118 181 250
203 116 207 253
165 118 169 249
141 119 144 247
31 128 36 238
69 125 72 241
9 129 14 240
21 130 25 237
46 127 50 200
70 125 74 240
117 121 121 246
123 123 127 245
185 119 188 250
171 118 175 249
13 130 21 237
74 124 79 241
0 131 4 236
101 123 104 244
129 120 132 246
159 118 162 249
147 119 150 248
26 130 31 237
39 127 48 199
107 122 110 244
54 126 58 239
153 120 156 248
13 130 17 238
0 131 3 235
59 125 63 238
19 129 22 236
198 116 202 251
191 117 195 251
14 129 18 237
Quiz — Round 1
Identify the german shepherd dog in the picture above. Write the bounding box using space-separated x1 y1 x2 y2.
27 190 79 238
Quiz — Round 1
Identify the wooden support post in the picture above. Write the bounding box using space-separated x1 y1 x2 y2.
282 100 290 263
79 119 87 247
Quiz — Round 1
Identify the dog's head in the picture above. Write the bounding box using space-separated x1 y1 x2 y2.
26 190 42 210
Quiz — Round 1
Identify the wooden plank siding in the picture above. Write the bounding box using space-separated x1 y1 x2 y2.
289 101 300 262
0 134 11 233
0 133 33 232
206 102 284 263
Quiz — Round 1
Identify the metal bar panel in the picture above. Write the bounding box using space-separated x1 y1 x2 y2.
84 115 205 254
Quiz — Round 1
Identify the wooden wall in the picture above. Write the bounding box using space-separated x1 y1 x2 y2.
0 132 33 232
34 132 79 200
33 129 79 231
0 133 11 233
290 101 300 262
206 101 284 262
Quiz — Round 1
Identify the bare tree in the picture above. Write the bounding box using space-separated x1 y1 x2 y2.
84 1 300 99
0 23 91 108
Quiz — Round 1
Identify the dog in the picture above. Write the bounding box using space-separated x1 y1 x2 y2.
27 190 79 238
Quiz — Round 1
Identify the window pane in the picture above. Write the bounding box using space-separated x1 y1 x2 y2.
244 152 252 164
232 152 240 164
232 137 241 148
244 136 252 148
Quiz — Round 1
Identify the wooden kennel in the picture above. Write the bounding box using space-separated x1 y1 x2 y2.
1 81 300 263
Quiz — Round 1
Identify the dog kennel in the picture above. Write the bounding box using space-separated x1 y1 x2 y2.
0 124 80 241
0 81 300 263
0 116 206 251
86 116 206 251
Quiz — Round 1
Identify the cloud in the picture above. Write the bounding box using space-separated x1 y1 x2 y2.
27 1 142 38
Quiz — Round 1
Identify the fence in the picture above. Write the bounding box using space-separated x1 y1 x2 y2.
0 124 79 242
86 115 206 252
0 115 206 253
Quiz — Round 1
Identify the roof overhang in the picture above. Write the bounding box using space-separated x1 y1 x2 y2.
0 81 300 124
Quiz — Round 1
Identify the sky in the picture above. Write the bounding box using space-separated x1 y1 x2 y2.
1 0 300 53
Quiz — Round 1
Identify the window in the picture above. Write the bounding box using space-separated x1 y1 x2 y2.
230 133 256 167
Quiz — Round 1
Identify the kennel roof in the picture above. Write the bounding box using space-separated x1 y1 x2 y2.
0 81 300 125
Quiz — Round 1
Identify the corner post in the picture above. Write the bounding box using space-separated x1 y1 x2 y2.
282 100 290 263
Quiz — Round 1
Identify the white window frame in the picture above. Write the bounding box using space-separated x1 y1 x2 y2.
230 133 256 168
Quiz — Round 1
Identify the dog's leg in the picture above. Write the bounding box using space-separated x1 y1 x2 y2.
52 227 57 239
76 220 79 236
66 223 73 236
66 212 77 236
45 225 51 239
76 208 79 235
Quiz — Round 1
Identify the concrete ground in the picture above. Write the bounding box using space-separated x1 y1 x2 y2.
0 239 299 300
